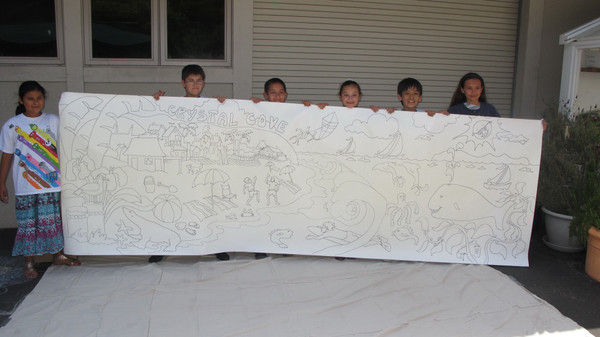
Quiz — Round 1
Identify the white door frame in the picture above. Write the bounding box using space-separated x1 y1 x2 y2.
559 18 600 116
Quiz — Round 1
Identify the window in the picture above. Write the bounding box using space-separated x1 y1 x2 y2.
86 0 229 66
0 1 63 63
91 0 152 59
166 0 225 60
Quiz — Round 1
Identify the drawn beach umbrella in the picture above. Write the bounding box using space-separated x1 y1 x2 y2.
280 165 296 183
153 194 182 222
193 168 230 210
265 161 275 173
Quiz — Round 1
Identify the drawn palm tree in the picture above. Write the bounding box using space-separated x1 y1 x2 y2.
193 168 230 211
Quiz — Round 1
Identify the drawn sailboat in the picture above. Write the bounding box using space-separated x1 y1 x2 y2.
376 131 403 157
337 137 356 155
484 164 511 190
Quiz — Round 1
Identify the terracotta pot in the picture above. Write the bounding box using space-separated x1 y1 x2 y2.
586 227 600 282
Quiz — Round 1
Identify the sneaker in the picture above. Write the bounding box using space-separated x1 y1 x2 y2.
215 253 230 261
254 253 268 259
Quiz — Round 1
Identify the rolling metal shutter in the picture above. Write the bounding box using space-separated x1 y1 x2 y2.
253 0 519 115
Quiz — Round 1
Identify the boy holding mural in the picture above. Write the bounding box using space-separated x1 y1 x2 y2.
375 78 448 116
395 77 424 112
149 65 228 263
251 78 288 104
249 77 290 259
153 64 225 102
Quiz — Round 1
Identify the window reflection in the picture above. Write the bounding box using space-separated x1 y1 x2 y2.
89 0 226 61
91 0 152 59
0 1 57 57
167 0 225 60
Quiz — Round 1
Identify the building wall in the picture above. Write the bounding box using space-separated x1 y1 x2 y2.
532 0 600 115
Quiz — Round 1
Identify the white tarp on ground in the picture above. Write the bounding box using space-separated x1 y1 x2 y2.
59 93 543 266
0 255 593 337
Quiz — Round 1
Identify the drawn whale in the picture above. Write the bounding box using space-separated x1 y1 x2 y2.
428 184 508 230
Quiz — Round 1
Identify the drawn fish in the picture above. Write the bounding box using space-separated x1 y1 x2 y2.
122 207 181 252
270 229 293 248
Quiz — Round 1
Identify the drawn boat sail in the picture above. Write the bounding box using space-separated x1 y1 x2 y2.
376 131 403 157
337 137 356 155
484 164 511 190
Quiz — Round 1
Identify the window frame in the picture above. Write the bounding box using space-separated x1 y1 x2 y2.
160 0 231 66
84 0 231 66
0 0 64 65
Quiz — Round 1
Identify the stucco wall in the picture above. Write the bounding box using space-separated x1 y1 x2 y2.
537 1 600 111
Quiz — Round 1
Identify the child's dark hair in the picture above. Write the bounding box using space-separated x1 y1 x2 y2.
449 72 487 107
264 78 287 93
397 78 422 96
16 81 46 115
181 64 206 81
338 80 362 96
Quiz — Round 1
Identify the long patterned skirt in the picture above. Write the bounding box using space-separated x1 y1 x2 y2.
12 192 64 256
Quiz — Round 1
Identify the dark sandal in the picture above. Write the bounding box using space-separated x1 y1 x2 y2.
24 261 38 279
53 254 81 266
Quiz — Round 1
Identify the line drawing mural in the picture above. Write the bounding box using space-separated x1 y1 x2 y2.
59 93 543 266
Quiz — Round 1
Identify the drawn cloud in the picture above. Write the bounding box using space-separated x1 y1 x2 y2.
413 113 458 134
345 113 399 139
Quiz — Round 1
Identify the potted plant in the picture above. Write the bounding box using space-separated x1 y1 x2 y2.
585 223 600 282
536 106 599 251
569 111 600 280
571 187 600 281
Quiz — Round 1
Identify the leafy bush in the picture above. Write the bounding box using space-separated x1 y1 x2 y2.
537 106 600 218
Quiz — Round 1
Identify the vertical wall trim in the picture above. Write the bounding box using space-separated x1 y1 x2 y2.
232 0 253 99
63 1 85 92
513 0 544 119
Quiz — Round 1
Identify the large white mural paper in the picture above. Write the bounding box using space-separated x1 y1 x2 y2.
59 92 543 266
